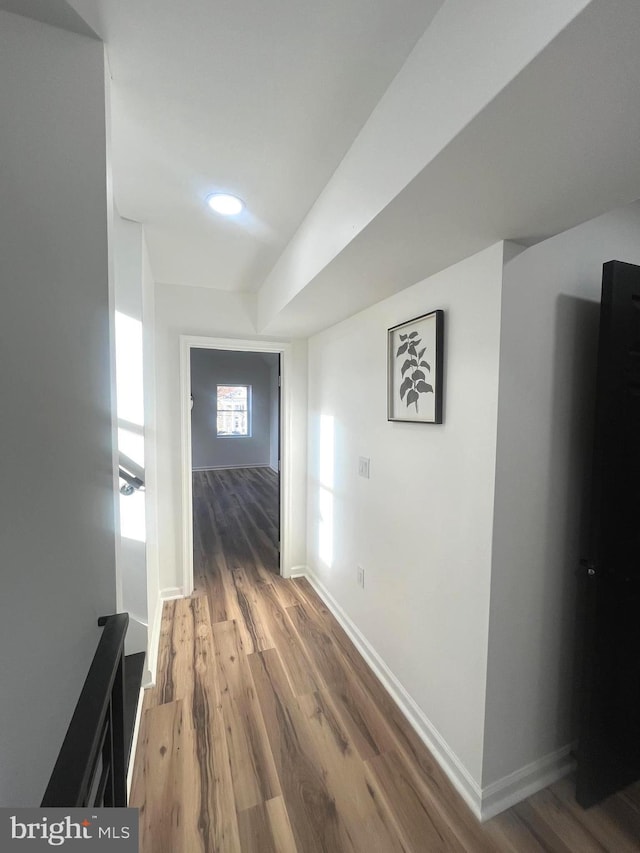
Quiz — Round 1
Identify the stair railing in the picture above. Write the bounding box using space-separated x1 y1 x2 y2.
41 613 129 808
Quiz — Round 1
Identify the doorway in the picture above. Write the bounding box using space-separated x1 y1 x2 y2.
179 336 291 597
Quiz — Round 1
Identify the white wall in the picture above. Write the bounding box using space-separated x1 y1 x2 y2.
154 284 307 591
483 201 640 789
190 349 277 469
0 11 115 805
113 215 148 656
306 244 505 786
113 215 157 654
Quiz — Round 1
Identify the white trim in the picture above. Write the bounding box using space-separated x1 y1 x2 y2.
180 336 292 590
480 745 575 821
161 586 184 600
145 587 186 688
299 567 574 821
180 337 194 596
269 465 279 474
126 684 145 797
191 463 272 472
145 592 163 687
289 566 308 579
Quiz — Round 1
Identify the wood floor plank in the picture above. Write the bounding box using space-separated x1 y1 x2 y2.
549 777 640 852
131 700 187 853
237 801 279 853
188 595 242 852
364 749 465 852
228 565 273 653
271 578 303 609
145 596 241 851
152 599 177 705
484 809 549 852
254 582 321 697
195 511 230 623
248 648 352 853
215 561 257 652
513 788 607 853
296 690 407 853
129 681 157 806
237 797 298 853
291 577 332 618
168 597 197 701
317 674 390 762
286 601 349 692
264 797 299 853
212 619 281 811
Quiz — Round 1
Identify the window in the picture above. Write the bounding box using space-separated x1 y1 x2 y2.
217 384 251 436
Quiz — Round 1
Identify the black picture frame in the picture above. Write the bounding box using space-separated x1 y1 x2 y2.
387 309 444 424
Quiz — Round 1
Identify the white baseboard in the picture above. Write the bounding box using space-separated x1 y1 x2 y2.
145 595 163 688
192 463 271 472
160 586 184 600
300 567 572 821
145 587 185 689
480 745 575 821
288 565 308 579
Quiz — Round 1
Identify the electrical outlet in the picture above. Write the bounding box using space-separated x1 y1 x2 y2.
358 456 370 478
357 565 365 588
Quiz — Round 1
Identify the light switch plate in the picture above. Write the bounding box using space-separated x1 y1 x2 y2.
358 457 370 478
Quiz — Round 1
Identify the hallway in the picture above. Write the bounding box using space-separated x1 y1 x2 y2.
130 469 640 851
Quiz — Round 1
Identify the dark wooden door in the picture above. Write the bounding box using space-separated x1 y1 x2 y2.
576 260 640 807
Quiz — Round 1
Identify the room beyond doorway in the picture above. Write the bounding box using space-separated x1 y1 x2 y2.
190 347 281 581
179 336 292 597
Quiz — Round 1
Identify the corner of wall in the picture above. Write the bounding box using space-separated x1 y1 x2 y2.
502 240 528 266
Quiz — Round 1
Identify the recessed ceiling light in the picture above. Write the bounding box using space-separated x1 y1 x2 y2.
206 192 244 216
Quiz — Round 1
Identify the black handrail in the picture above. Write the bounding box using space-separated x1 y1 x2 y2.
41 613 129 808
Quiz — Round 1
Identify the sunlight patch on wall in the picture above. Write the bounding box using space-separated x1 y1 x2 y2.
318 414 335 568
118 428 144 468
119 489 146 543
115 312 144 426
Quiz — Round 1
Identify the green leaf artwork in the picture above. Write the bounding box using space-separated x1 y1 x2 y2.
396 329 434 413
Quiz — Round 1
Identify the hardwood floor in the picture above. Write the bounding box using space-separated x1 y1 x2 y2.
130 467 640 851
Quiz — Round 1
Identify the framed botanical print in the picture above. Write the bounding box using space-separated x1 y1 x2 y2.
388 310 444 424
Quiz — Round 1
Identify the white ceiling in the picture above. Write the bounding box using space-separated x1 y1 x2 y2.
8 0 640 337
262 0 640 336
66 0 444 292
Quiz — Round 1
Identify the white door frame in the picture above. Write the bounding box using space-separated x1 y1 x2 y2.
179 335 292 595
